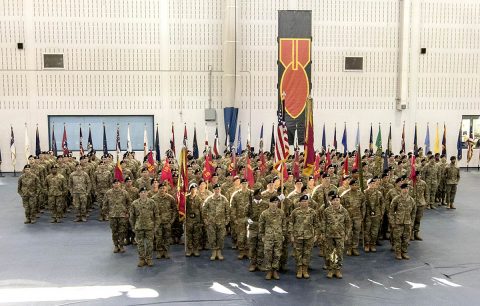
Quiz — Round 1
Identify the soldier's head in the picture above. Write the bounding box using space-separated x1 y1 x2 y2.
450 156 456 164
51 165 58 175
349 179 359 191
125 177 133 186
233 176 241 186
295 178 303 191
322 173 330 185
213 183 221 195
141 167 149 178
139 187 148 199
273 176 281 189
269 196 279 209
160 181 169 192
75 163 82 171
28 155 35 164
327 165 335 174
113 179 121 189
307 176 315 187
189 183 198 196
330 193 341 208
253 188 262 201
342 175 351 186
351 169 359 179
211 173 219 183
299 194 309 208
151 178 159 189
368 177 378 188
241 178 249 190
400 183 409 194
23 164 31 173
198 179 206 191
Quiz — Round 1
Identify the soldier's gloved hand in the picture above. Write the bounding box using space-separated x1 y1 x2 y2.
278 194 286 201
247 218 254 225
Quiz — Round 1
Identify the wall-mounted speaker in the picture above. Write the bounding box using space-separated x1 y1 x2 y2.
420 48 426 54
17 43 23 50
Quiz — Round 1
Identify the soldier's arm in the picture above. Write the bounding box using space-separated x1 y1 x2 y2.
224 197 230 225
287 211 294 238
258 213 265 236
129 205 135 228
170 196 177 224
17 177 22 195
282 212 287 237
345 210 352 237
85 174 92 194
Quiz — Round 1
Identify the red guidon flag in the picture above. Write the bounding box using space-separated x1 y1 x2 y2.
161 158 174 188
177 147 188 220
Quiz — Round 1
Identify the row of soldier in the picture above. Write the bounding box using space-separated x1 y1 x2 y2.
17 148 460 279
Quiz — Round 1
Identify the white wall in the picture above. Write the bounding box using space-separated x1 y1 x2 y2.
1 0 479 171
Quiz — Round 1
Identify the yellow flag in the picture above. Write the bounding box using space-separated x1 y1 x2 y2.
434 123 440 154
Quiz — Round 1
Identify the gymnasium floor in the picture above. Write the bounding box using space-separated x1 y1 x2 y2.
0 170 479 306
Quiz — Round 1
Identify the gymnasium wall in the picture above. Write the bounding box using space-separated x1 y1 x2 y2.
0 0 479 171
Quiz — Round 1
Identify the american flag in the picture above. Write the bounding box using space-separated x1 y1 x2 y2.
274 109 289 171
79 125 84 156
213 126 219 157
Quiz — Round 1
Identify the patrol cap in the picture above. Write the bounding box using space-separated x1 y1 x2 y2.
213 183 221 189
125 177 132 182
299 194 309 202
253 188 262 196
189 183 198 190
349 179 358 186
241 178 248 183
295 178 303 183
139 187 148 193
269 196 279 203
400 183 409 189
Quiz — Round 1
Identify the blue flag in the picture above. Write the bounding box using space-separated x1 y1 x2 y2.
368 124 373 152
333 125 337 150
424 124 430 153
35 126 41 156
51 126 57 156
270 123 275 155
457 123 462 160
102 124 108 156
237 124 242 155
341 124 348 154
322 124 326 152
155 125 161 162
193 126 199 159
87 125 93 154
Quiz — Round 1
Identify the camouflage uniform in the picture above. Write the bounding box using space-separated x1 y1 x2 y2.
230 188 252 257
130 197 158 264
151 190 177 258
322 204 351 273
104 187 131 251
124 184 139 244
436 160 447 204
259 206 287 272
423 160 439 208
364 187 383 250
245 198 269 270
445 163 460 208
69 169 91 221
185 192 203 255
17 170 41 223
93 166 113 220
410 179 428 239
289 206 320 275
202 194 230 252
389 192 416 258
341 188 365 254
45 173 68 221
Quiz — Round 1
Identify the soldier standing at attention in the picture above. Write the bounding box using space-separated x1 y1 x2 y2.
130 187 158 267
69 162 91 222
289 194 320 279
104 179 131 253
152 181 177 259
230 178 252 260
364 177 383 252
341 179 366 256
124 177 139 245
17 165 41 224
445 156 460 210
322 193 351 279
410 171 428 241
94 161 113 221
389 183 416 260
45 165 68 223
185 183 203 257
202 184 230 261
259 196 287 280
423 155 439 209
245 188 269 272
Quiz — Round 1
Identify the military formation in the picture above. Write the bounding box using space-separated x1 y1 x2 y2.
17 148 461 279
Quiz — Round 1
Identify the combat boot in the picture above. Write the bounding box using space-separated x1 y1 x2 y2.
265 271 272 280
74 217 81 222
272 270 280 280
81 216 87 222
248 264 257 272
210 250 216 261
237 251 244 260
50 219 56 223
401 253 410 260
346 248 352 256
334 269 343 279
364 245 370 253
414 232 423 241
352 248 360 256
302 266 310 279
30 218 36 224
146 258 154 266
156 251 163 259
193 249 200 257
450 203 456 209
164 252 170 259
137 258 145 267
24 218 31 224
370 244 377 252
395 252 402 260
113 246 120 253
186 249 192 257
327 270 334 279
119 246 125 253
296 266 303 279
217 250 224 260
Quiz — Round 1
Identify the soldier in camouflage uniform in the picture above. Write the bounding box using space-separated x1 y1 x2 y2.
124 177 139 245
245 188 269 272
341 179 365 256
230 179 252 259
389 183 416 260
29 156 47 214
445 156 460 209
259 196 287 280
69 163 91 222
436 155 448 205
130 187 158 267
202 184 230 261
94 161 113 221
322 193 351 279
135 168 152 191
45 165 68 223
423 155 439 209
17 165 41 224
364 177 383 252
410 171 428 240
104 179 131 253
152 181 177 259
312 173 338 213
289 195 320 279
185 183 203 257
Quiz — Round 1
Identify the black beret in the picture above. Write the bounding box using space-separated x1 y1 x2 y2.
125 177 132 182
299 194 309 201
395 177 403 184
241 178 248 183
295 178 303 183
24 164 31 169
213 183 221 189
349 179 358 186
253 189 262 196
270 196 279 203
400 183 409 189
139 187 148 193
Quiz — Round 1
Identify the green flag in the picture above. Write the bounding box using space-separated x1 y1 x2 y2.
375 125 382 150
